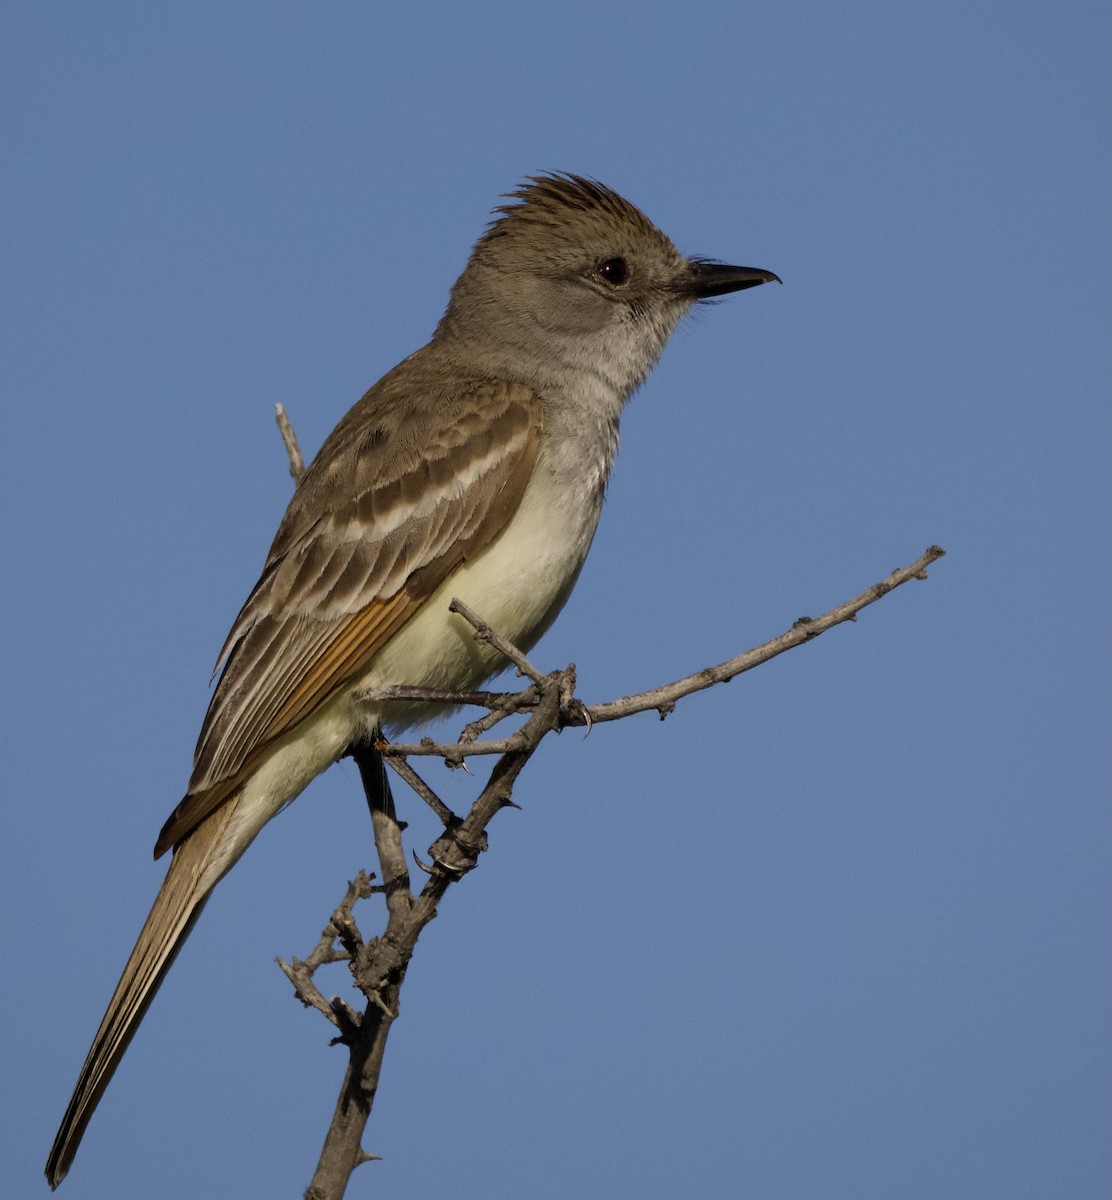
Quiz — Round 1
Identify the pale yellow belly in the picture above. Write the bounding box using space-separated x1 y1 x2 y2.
207 465 601 881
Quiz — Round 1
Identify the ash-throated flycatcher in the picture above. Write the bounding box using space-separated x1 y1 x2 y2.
46 173 778 1186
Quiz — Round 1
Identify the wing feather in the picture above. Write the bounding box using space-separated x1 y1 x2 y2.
154 367 541 857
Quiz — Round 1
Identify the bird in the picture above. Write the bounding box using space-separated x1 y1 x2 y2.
46 172 779 1187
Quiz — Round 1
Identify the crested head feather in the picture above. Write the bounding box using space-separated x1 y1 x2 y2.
479 172 671 251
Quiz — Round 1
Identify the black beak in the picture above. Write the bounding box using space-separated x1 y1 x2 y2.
684 260 782 298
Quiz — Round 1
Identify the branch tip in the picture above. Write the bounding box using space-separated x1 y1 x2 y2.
298 543 946 1196
274 403 305 482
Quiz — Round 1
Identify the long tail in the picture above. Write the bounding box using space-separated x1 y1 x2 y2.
45 798 240 1189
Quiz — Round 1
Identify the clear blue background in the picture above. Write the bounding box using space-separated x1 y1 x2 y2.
3 4 1108 1198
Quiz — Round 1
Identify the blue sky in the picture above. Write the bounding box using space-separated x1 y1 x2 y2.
3 4 1109 1198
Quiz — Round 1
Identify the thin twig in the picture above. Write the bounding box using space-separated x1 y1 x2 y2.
449 597 548 686
382 731 530 761
585 545 946 723
293 545 947 1199
275 403 306 482
276 872 373 1027
383 546 946 756
355 684 537 710
381 754 458 827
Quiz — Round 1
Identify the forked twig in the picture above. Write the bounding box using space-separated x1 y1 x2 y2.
276 393 948 1200
289 547 946 1199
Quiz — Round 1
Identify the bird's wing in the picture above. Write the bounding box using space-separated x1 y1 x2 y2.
154 375 542 856
47 373 543 1186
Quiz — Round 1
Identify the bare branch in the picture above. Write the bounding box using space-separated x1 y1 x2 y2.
292 544 947 1198
275 403 306 482
294 669 573 1199
586 544 946 723
356 684 535 710
383 546 946 756
352 748 411 921
277 872 374 1028
383 730 531 762
380 753 458 827
449 596 549 686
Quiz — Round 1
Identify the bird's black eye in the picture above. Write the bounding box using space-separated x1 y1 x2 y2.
597 257 629 286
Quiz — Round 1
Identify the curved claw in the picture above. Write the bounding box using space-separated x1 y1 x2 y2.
411 849 435 875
